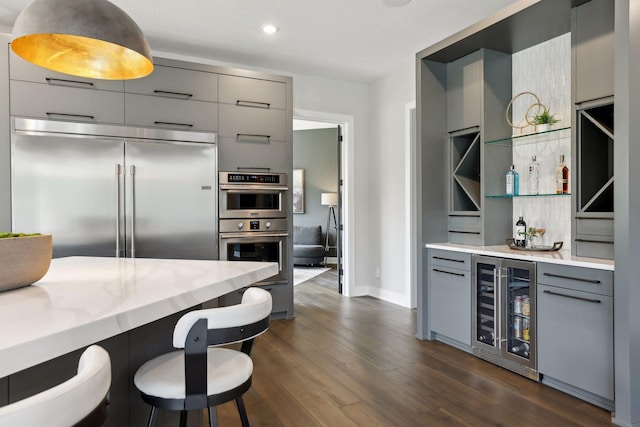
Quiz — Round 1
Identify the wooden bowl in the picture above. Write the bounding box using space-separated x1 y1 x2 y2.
0 234 52 292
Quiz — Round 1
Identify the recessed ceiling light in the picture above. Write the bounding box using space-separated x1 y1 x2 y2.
382 0 412 6
262 24 279 34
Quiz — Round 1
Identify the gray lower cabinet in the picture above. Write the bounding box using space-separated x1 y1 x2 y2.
537 263 614 410
428 249 472 350
124 93 218 132
10 80 125 124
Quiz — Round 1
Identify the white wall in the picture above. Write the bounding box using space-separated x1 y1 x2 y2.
367 60 416 307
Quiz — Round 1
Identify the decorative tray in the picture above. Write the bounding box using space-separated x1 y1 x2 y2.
506 239 563 252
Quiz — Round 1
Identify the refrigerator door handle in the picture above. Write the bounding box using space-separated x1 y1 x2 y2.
130 165 136 258
496 266 503 349
115 164 123 258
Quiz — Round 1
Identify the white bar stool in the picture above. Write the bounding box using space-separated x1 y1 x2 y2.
134 287 272 427
0 345 112 427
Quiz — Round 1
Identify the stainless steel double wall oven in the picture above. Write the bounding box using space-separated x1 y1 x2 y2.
218 171 288 284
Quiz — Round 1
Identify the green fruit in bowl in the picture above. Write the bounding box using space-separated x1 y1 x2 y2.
0 232 41 238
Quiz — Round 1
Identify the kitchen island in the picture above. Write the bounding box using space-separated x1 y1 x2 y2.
0 256 278 426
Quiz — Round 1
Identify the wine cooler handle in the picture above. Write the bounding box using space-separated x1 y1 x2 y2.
495 267 502 349
543 289 601 304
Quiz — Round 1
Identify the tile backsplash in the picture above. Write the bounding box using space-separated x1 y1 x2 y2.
510 33 572 248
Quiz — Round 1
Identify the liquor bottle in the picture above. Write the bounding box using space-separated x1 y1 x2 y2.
506 165 515 196
555 154 569 194
515 216 526 247
513 167 520 196
528 155 539 195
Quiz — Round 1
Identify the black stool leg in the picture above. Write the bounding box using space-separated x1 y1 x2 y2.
147 406 158 427
179 410 188 427
236 396 250 427
208 406 218 427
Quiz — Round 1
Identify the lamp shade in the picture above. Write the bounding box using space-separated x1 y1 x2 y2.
11 0 153 80
321 192 338 206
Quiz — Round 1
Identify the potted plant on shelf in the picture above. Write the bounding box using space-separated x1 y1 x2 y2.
532 108 560 132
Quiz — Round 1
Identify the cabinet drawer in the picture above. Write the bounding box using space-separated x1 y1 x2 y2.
448 230 482 246
428 249 471 271
575 238 614 260
125 94 218 132
537 284 614 401
429 266 471 345
9 50 123 92
219 284 289 314
576 217 614 236
219 74 286 109
10 80 124 124
218 137 289 173
218 104 287 141
124 65 218 102
537 263 613 296
448 214 481 232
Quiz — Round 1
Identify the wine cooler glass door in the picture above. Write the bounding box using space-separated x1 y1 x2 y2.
474 260 498 349
504 260 536 370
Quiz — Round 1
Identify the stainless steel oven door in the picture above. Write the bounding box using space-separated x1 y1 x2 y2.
219 232 288 284
219 185 287 219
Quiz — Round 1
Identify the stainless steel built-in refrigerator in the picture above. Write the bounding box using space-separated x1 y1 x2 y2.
11 118 218 260
472 255 537 380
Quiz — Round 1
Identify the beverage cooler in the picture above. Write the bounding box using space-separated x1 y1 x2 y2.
472 255 538 381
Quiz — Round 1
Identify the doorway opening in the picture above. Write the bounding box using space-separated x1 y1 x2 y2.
292 110 353 296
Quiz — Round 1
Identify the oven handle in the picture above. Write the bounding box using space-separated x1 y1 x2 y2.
219 232 289 239
219 184 289 191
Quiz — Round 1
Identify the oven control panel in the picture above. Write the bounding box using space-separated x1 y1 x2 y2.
219 218 287 233
220 171 287 185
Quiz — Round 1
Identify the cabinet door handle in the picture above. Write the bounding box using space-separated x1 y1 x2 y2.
237 166 272 172
432 268 465 277
236 100 271 109
154 121 194 128
46 112 95 120
45 77 94 88
153 90 193 98
237 133 271 142
575 238 614 244
433 256 464 263
543 289 601 304
448 230 481 235
543 272 601 284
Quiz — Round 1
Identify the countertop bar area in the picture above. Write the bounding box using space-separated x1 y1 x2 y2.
0 257 278 378
425 243 614 271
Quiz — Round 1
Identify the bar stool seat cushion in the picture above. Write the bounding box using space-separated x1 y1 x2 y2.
134 347 252 400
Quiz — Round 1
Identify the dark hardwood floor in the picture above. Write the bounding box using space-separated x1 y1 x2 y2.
216 269 614 426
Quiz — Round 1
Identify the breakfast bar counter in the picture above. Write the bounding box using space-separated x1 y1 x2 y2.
0 256 278 379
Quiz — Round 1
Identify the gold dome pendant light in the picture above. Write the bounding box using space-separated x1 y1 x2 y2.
11 0 153 80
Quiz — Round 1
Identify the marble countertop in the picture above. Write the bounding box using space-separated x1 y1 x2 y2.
425 243 614 271
0 257 278 378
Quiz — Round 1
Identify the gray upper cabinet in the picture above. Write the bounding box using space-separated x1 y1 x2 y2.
8 49 124 92
124 94 218 132
219 75 286 109
573 0 614 104
124 65 218 102
218 104 287 141
10 80 125 124
447 52 481 133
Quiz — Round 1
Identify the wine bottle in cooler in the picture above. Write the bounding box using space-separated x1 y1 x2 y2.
511 342 530 356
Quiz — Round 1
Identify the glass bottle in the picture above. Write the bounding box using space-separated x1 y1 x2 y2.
515 216 526 247
506 165 515 196
529 155 539 195
555 154 569 194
